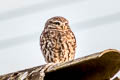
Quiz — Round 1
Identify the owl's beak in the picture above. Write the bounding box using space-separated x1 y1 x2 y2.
61 24 67 30
61 26 67 30
61 26 64 29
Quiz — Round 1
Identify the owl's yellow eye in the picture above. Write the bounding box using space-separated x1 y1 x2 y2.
49 21 61 25
53 22 60 25
65 22 68 25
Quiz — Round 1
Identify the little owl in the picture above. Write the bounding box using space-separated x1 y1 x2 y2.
40 16 76 63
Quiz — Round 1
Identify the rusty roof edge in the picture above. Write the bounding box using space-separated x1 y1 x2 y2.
44 49 120 80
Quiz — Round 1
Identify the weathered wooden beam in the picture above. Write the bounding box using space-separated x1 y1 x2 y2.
0 49 120 80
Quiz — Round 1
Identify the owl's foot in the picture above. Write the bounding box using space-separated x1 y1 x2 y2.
40 63 56 79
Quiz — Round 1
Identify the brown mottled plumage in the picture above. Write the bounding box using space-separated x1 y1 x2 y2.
40 16 76 63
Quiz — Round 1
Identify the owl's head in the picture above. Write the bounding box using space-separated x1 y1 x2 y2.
45 16 70 30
